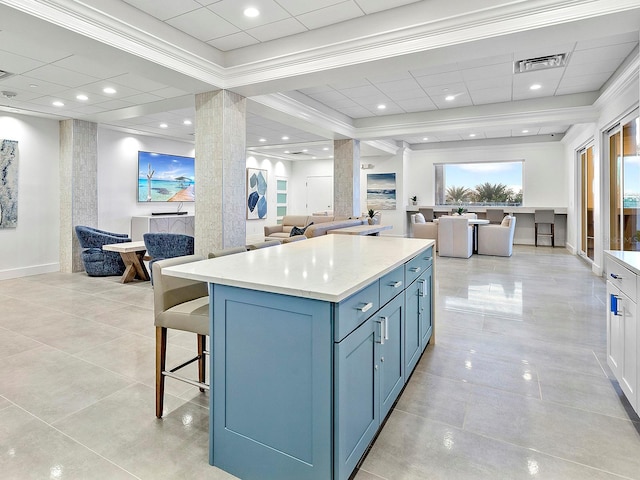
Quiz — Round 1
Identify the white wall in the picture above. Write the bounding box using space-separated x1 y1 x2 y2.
97 127 196 235
245 155 292 243
407 141 568 208
0 112 60 279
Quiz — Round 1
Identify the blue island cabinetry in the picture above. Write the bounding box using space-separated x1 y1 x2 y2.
164 235 435 480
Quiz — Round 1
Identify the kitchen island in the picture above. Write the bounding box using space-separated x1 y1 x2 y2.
164 235 435 480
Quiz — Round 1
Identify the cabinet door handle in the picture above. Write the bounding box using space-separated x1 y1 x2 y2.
418 279 427 297
610 273 623 280
611 294 622 316
376 318 385 345
357 302 373 313
410 266 421 273
389 281 403 288
381 316 389 341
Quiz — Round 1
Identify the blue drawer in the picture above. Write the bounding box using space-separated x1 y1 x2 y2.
379 265 404 306
405 247 433 286
334 281 380 342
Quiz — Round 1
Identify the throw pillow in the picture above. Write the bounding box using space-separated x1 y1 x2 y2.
500 216 511 227
290 222 313 237
414 213 426 223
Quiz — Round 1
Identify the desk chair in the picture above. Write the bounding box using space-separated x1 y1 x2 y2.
153 255 209 418
534 210 555 247
485 209 505 224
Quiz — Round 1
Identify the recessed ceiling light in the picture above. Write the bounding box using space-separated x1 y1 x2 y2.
445 95 455 101
259 138 266 142
377 104 386 110
282 136 289 140
530 84 542 90
103 87 117 94
183 119 192 125
159 123 168 128
52 100 64 107
76 94 88 101
244 7 259 17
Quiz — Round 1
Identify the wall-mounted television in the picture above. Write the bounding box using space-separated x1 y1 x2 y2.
138 151 195 202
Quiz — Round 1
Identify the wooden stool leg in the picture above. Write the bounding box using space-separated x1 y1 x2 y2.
198 334 206 392
156 327 167 418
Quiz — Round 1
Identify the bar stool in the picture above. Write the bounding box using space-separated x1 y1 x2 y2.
534 209 555 247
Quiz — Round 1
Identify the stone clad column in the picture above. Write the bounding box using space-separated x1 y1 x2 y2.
59 119 97 273
333 139 360 218
194 90 247 256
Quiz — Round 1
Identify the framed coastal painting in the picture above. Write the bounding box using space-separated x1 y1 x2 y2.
0 139 19 228
367 173 396 210
247 168 267 219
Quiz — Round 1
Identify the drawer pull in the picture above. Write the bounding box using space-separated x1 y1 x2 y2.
610 273 623 280
357 302 373 313
410 266 421 273
389 281 403 288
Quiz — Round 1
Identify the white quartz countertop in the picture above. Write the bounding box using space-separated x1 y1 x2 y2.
604 250 640 275
164 235 434 302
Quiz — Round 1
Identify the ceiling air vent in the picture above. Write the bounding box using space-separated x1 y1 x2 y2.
0 69 13 80
514 53 568 74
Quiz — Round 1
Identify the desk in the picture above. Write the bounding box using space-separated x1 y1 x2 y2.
103 241 149 283
328 224 392 236
469 219 490 253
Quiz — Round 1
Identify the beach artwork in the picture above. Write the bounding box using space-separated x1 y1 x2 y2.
138 151 195 202
0 139 19 228
367 173 396 210
247 168 267 219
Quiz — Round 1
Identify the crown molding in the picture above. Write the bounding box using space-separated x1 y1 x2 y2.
2 0 638 95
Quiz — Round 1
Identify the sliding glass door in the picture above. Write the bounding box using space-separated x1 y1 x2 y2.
579 145 595 260
609 113 640 251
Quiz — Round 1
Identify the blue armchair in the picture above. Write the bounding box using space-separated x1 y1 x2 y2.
75 225 131 276
143 233 195 284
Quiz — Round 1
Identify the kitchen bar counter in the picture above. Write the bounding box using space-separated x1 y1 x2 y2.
165 235 435 480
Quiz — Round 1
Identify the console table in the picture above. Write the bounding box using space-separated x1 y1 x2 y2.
164 235 435 480
130 214 194 241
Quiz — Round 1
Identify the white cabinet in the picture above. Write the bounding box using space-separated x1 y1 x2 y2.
605 253 639 414
130 214 194 241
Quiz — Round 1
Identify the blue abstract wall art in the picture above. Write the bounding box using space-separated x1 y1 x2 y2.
247 168 267 219
0 139 18 228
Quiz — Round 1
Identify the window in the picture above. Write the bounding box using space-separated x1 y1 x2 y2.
609 113 640 250
434 160 523 206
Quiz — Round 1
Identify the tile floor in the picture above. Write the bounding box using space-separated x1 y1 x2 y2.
1 246 639 479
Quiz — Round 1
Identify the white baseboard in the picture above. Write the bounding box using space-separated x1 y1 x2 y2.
0 263 60 280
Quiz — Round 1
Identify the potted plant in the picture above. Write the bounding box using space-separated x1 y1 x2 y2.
410 195 417 205
367 209 380 225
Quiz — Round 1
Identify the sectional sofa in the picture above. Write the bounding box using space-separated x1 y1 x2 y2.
264 215 366 240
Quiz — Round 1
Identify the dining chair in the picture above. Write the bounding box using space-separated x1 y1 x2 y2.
153 254 209 418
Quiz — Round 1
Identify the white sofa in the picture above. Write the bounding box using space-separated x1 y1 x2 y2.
437 216 473 258
477 215 517 256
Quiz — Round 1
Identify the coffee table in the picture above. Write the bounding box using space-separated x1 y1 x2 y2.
103 240 150 283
